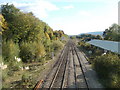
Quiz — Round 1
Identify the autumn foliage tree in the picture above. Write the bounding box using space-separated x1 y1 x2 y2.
1 4 67 63
0 14 8 35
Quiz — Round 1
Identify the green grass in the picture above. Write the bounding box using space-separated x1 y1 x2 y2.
2 61 49 88
2 50 60 89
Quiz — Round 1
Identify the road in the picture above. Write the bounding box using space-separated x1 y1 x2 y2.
34 40 103 89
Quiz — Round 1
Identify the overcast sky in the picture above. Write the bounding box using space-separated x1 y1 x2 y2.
0 0 119 35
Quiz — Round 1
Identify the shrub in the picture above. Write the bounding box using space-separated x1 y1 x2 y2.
7 70 14 76
20 42 46 63
93 53 120 88
110 74 120 88
44 40 53 52
52 40 64 52
43 40 54 59
22 74 30 82
19 42 32 63
32 42 46 62
94 49 103 56
2 40 20 63
7 61 22 76
19 73 34 88
2 69 8 82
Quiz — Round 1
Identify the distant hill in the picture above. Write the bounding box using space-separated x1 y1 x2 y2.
79 31 103 36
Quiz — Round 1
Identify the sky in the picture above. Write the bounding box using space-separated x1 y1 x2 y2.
0 0 119 35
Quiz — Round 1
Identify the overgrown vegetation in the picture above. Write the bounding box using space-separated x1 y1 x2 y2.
1 3 68 88
76 34 103 41
77 24 120 88
78 41 120 88
2 40 20 63
93 53 120 88
17 73 34 88
19 41 46 63
77 41 103 61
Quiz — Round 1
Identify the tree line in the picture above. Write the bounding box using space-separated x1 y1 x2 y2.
0 3 69 88
75 23 120 42
1 3 68 64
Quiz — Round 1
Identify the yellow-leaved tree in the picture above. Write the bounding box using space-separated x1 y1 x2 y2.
0 14 8 35
45 32 50 40
35 42 46 58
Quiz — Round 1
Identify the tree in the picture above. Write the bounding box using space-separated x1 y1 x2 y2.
1 4 46 43
1 3 20 22
103 24 120 41
0 14 8 35
96 35 102 39
45 32 50 40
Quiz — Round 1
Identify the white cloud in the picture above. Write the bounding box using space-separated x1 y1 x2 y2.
63 5 74 9
1 0 59 18
21 0 59 18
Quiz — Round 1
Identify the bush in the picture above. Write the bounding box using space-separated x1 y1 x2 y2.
22 74 30 82
52 40 64 52
2 40 20 63
110 74 120 88
43 40 54 59
78 41 103 58
44 39 53 52
78 41 92 51
2 69 8 82
20 42 46 63
42 40 64 59
7 61 22 76
19 73 34 88
7 70 14 76
33 42 46 62
19 42 32 63
93 53 120 88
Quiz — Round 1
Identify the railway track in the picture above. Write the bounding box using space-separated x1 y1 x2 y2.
48 43 69 88
34 40 89 89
